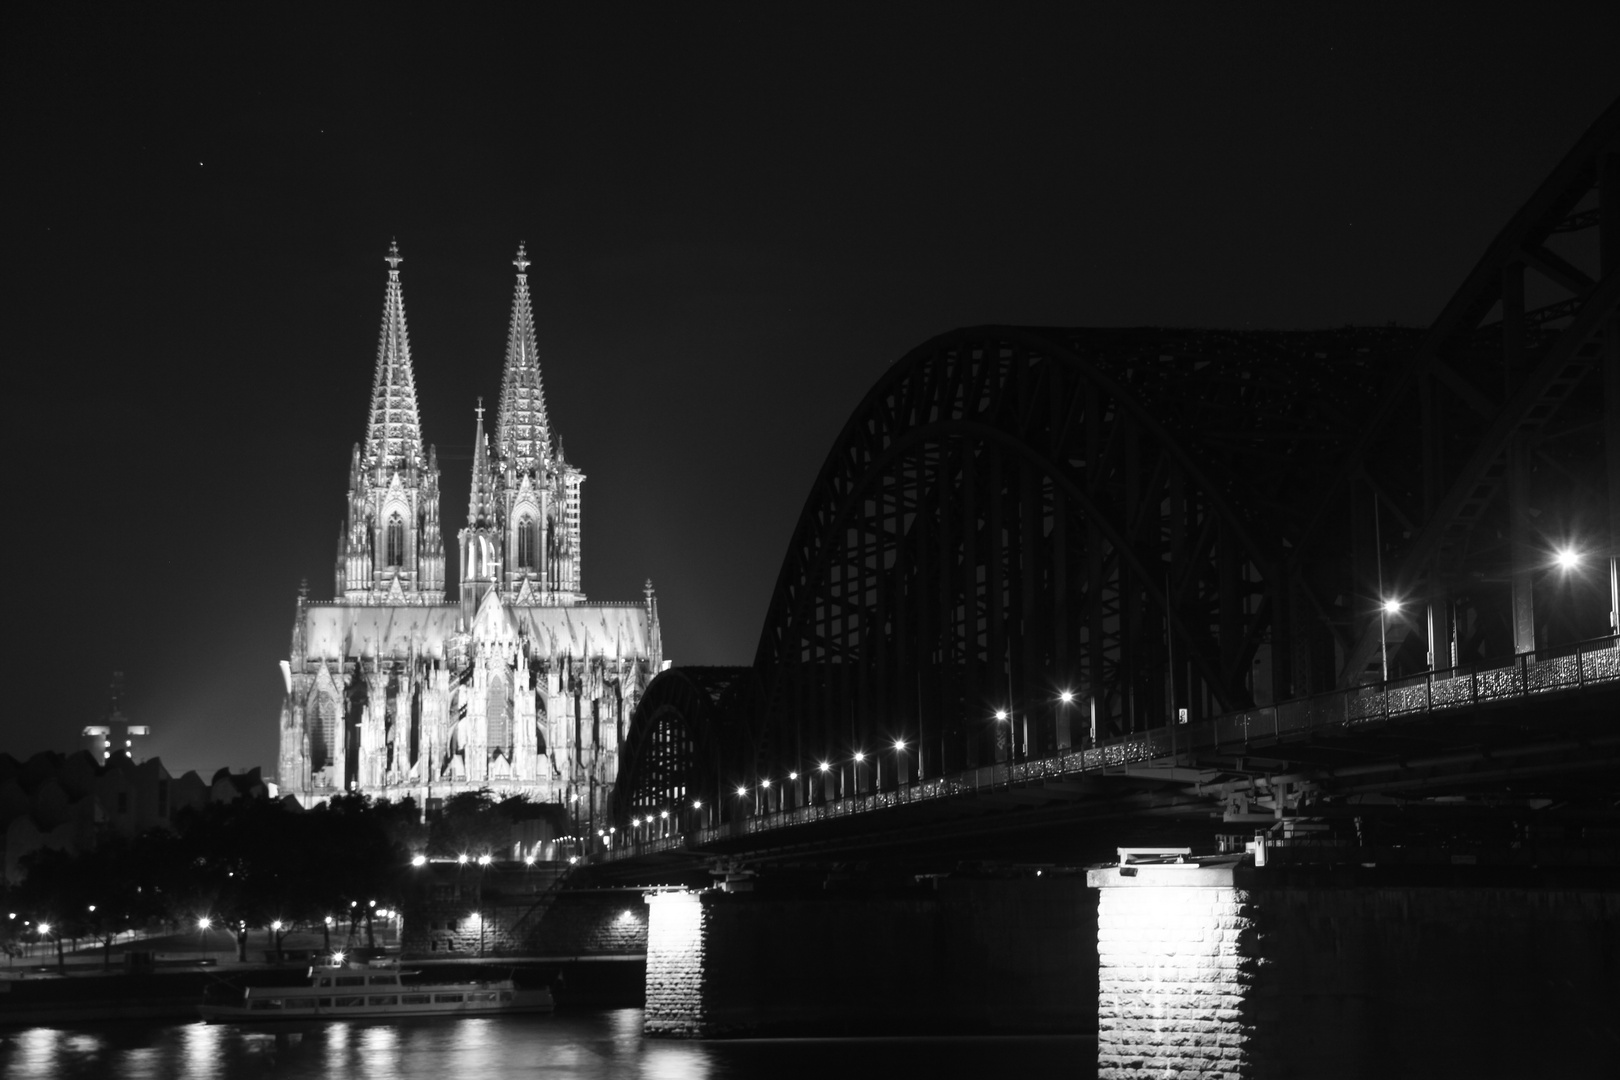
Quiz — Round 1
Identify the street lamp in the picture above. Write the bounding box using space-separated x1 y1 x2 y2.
411 854 427 867
1380 598 1401 682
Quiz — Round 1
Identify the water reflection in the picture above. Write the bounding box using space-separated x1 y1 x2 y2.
180 1022 222 1080
0 1013 1093 1079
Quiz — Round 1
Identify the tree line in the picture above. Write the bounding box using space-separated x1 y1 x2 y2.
1 790 550 966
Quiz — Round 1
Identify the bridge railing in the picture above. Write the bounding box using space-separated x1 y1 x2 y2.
593 633 1619 861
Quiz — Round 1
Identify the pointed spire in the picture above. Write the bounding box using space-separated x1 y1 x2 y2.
362 239 425 475
467 397 497 528
495 242 551 474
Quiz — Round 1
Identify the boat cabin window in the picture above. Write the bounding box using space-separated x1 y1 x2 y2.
318 977 333 987
336 976 366 986
370 975 398 985
318 998 333 1007
369 995 399 1006
334 995 364 1007
402 994 430 1005
434 993 464 1003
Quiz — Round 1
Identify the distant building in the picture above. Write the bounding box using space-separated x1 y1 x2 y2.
0 751 270 881
276 243 663 820
80 672 150 764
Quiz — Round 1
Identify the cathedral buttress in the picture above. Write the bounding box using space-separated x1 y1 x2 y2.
338 240 445 605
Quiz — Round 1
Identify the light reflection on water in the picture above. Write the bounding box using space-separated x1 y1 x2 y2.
0 1011 1093 1079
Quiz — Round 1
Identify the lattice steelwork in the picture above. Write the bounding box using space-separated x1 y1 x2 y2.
742 99 1619 795
611 667 754 825
612 100 1618 821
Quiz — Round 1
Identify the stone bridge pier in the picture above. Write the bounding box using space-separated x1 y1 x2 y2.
642 873 1098 1038
640 853 1619 1077
1088 851 1620 1079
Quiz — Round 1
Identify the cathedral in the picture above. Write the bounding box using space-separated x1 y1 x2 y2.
276 242 664 824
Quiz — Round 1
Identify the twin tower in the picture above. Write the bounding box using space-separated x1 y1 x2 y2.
339 240 584 613
277 242 662 820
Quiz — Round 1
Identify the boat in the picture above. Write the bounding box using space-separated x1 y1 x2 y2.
199 960 554 1022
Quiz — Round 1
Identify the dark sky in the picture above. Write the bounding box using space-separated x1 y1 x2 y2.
5 4 1618 779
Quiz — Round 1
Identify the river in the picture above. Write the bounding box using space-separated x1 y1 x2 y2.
0 1010 1097 1078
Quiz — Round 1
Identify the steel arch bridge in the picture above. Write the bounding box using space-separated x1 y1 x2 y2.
614 99 1620 825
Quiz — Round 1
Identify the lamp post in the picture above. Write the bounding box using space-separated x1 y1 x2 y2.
1380 598 1401 683
891 739 908 791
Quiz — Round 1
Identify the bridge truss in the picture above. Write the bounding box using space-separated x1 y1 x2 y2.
616 99 1619 827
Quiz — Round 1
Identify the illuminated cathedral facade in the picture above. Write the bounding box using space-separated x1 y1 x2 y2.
277 242 664 821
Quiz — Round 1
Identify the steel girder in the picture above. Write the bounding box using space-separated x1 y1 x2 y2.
1296 98 1620 682
611 666 754 824
746 325 1434 793
614 98 1618 823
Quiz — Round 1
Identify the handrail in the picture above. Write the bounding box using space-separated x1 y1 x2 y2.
593 634 1619 862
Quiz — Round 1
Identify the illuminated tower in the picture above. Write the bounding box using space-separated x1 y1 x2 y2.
460 399 501 621
493 243 585 603
82 672 150 763
335 241 446 604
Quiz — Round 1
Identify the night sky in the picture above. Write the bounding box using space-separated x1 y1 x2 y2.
5 5 1618 779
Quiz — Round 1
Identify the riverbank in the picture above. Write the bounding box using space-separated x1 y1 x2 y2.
0 956 646 1027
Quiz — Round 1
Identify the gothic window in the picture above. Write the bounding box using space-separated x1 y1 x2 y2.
385 513 405 567
486 680 512 754
312 692 338 772
516 515 537 570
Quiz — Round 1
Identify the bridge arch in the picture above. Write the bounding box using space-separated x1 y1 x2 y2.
611 666 755 829
749 325 1414 787
615 98 1618 823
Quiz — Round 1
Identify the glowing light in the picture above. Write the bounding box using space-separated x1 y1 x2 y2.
818 761 831 772
1555 547 1580 571
457 853 469 865
854 751 865 763
411 855 427 867
994 709 1008 722
618 910 635 923
38 922 51 935
789 771 798 780
271 920 282 931
197 917 211 930
1381 598 1401 615
324 916 334 926
761 779 771 788
893 740 906 751
331 950 345 964
692 800 702 809
1060 690 1075 705
737 785 748 797
524 855 536 866
660 810 669 819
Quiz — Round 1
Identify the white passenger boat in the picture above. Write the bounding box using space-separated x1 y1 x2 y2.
199 961 554 1022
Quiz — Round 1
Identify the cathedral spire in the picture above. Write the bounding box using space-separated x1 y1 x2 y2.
494 242 551 474
467 397 496 528
362 239 425 474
